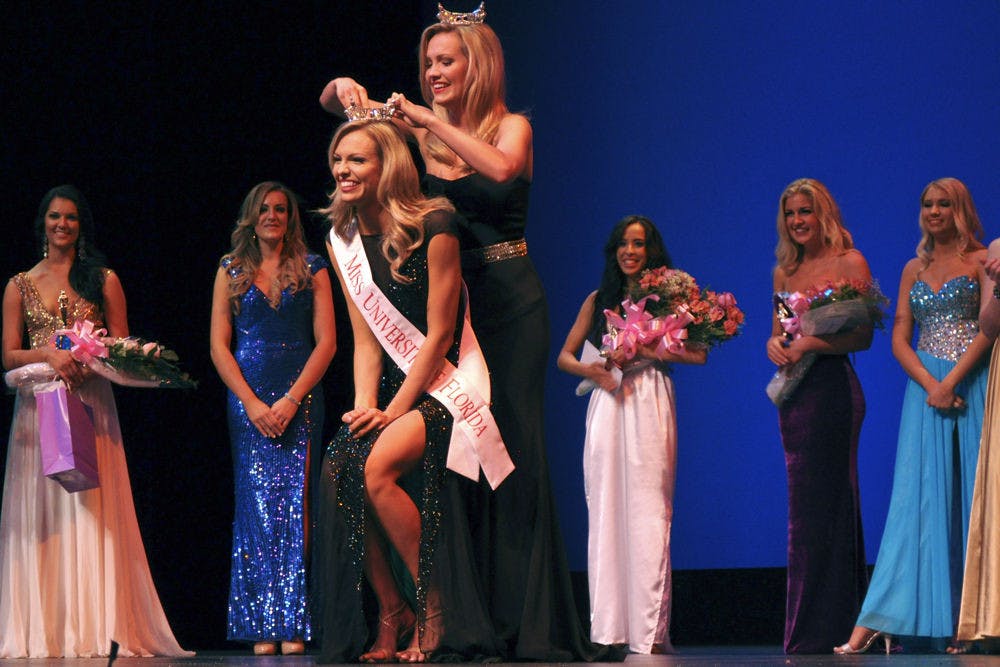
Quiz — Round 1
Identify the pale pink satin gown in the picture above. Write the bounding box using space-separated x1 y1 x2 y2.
583 359 676 654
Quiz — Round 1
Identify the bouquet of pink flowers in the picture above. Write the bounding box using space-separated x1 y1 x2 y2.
766 279 888 406
4 320 196 391
602 267 745 360
55 319 197 389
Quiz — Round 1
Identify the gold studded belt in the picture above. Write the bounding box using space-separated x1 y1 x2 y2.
464 238 528 265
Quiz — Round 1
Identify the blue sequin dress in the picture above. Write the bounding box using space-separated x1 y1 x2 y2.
857 276 988 639
225 253 328 642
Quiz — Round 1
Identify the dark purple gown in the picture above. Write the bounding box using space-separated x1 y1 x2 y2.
779 354 868 654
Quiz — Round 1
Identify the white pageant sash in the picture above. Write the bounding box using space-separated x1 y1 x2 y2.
330 224 514 489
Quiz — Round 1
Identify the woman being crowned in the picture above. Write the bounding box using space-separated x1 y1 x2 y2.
314 117 513 663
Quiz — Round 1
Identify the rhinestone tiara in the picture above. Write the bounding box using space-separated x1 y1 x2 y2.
437 2 486 25
345 100 398 123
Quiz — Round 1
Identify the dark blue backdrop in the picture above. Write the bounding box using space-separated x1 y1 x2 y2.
492 0 1000 570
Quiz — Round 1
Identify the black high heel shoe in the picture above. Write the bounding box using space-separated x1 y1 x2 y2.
834 629 891 655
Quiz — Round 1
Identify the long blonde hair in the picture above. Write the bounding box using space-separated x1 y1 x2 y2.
419 22 511 170
774 178 854 273
915 177 984 266
322 121 454 282
221 181 312 313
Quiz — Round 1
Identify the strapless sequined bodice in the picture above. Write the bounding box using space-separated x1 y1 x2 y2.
910 276 980 361
12 272 104 350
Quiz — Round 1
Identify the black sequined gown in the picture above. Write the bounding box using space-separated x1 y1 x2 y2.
425 174 611 660
315 212 504 662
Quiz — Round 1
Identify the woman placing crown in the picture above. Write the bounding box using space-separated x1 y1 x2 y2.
320 5 609 660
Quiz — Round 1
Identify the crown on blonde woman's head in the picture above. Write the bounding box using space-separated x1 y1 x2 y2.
345 98 399 123
437 1 486 25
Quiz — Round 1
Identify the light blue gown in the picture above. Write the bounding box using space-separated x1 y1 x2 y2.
857 276 988 639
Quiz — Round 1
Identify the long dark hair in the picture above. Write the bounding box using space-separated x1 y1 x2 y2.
588 215 671 346
33 185 109 310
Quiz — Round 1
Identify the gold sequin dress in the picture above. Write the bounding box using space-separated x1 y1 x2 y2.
957 337 1000 640
0 272 191 658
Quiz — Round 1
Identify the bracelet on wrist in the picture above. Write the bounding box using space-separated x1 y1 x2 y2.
283 392 301 406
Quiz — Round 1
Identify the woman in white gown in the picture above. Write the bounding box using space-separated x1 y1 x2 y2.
0 185 191 658
558 215 706 653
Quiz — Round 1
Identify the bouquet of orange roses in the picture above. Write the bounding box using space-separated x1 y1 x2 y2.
602 267 745 359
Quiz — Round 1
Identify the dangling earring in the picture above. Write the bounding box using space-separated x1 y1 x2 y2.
78 237 86 260
42 240 48 259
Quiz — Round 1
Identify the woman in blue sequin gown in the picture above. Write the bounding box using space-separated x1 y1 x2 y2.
836 178 994 654
210 181 336 656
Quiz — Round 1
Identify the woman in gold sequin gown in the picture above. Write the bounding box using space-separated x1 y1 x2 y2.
956 237 1000 644
0 185 190 658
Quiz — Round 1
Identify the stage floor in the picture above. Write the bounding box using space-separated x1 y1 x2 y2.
1 647 996 666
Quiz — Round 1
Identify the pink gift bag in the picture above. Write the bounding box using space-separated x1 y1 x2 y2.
34 381 99 492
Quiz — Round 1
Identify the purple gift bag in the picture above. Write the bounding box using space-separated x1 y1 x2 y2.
34 381 99 492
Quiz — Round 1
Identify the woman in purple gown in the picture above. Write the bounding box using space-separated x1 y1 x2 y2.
765 178 874 654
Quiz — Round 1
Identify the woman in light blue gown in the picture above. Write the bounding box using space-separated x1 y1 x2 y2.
835 178 994 654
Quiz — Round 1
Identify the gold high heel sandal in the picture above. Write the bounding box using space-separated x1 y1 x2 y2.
833 630 891 655
360 603 416 663
253 641 278 655
281 639 306 655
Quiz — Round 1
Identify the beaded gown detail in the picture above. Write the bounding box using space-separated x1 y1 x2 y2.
425 174 609 660
316 213 505 662
0 272 190 658
225 254 327 642
857 276 987 639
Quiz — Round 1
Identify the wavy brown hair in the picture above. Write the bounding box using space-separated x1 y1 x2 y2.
322 121 453 283
220 181 312 313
